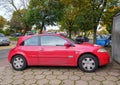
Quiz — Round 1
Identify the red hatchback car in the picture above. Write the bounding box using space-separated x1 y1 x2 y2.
8 34 110 72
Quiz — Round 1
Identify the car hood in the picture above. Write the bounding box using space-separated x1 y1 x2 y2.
75 42 101 51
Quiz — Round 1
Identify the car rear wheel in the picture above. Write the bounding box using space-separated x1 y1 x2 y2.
78 54 98 72
11 55 27 71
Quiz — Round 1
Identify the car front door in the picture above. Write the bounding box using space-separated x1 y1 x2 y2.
39 35 75 66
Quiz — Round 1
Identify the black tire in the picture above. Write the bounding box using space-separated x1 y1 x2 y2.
78 54 98 72
11 55 27 71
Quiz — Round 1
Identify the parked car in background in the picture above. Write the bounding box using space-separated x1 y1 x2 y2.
0 33 10 46
75 36 89 43
8 34 110 72
11 33 22 37
96 34 111 46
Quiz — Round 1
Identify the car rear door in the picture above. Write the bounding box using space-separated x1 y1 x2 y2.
20 36 40 65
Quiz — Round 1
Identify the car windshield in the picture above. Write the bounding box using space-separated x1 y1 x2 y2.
0 33 5 37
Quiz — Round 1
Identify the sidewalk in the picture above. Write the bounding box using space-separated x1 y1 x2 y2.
0 61 119 85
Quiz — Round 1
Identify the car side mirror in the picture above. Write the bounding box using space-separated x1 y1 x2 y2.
64 42 71 48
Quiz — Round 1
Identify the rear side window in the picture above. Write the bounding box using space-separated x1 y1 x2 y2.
22 36 39 46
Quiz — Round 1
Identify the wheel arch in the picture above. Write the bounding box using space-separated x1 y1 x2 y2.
10 54 28 65
77 52 100 66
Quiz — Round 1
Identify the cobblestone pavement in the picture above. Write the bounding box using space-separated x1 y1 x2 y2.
0 61 120 85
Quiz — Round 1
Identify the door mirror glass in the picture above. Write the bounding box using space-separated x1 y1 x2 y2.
64 42 71 47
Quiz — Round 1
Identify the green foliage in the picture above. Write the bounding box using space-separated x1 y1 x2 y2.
0 16 6 28
10 9 28 33
0 28 4 33
8 0 119 41
25 0 64 33
10 37 18 41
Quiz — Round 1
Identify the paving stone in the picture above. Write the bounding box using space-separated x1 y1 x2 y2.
2 75 13 80
0 79 13 84
81 76 92 81
43 71 52 75
46 75 56 80
53 71 63 75
57 75 68 80
37 79 49 85
33 71 43 75
108 72 120 77
49 79 61 85
96 72 108 77
12 79 24 85
93 76 105 81
64 71 74 76
35 75 45 79
13 72 23 76
102 80 117 85
84 73 96 76
62 80 74 85
23 71 33 76
23 69 32 72
74 72 84 76
116 81 120 85
24 75 34 80
76 80 88 85
89 80 101 85
0 61 119 85
59 69 69 72
0 67 6 72
118 76 120 80
13 75 24 80
24 79 36 85
105 76 118 81
69 75 80 80
39 68 50 72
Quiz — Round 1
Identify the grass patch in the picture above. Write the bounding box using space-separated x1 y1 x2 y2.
10 37 18 41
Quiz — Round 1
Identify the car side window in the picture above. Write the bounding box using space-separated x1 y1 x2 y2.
23 36 39 46
41 36 67 46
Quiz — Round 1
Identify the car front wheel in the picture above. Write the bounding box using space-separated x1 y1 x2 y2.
78 54 98 72
11 55 27 71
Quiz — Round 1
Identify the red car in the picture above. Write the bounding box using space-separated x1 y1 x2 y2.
8 34 110 72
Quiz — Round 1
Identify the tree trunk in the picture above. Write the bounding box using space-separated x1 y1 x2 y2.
39 21 44 34
68 29 72 38
93 26 97 44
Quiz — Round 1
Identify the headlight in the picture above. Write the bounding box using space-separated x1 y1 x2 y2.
97 48 107 52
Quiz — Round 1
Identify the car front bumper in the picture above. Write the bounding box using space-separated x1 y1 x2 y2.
95 52 110 66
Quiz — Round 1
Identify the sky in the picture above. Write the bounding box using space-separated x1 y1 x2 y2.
0 0 27 21
0 0 59 30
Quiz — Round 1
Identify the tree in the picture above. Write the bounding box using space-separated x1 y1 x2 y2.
10 9 27 32
26 0 64 33
101 0 120 33
89 0 119 43
0 16 6 28
0 0 30 33
60 0 86 38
